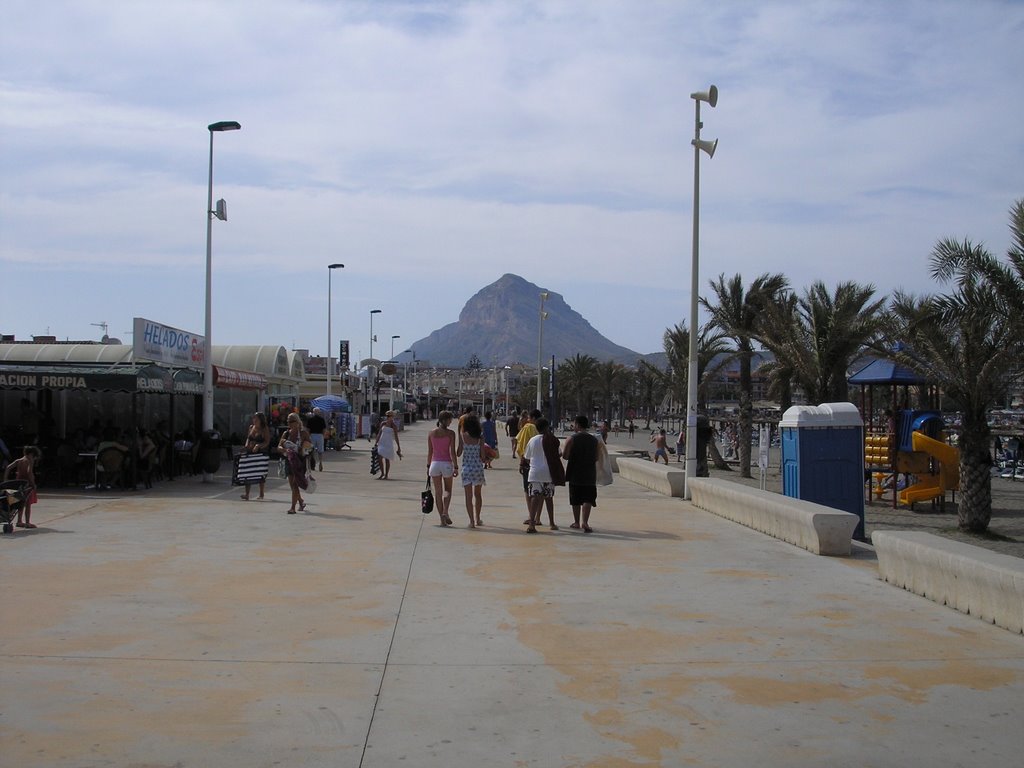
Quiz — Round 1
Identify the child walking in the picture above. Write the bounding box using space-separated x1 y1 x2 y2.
457 414 487 528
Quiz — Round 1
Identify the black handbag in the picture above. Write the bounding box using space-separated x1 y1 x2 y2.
421 477 434 514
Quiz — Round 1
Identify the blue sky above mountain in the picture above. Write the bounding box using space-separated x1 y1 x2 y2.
1 1 1021 359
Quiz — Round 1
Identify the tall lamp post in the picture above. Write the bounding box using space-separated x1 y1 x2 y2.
389 335 400 410
683 85 718 500
202 120 241 451
326 263 344 395
536 291 549 412
369 309 381 415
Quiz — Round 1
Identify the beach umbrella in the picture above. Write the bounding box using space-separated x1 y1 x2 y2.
311 394 352 413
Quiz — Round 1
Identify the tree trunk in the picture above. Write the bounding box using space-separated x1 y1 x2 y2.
958 425 993 533
738 351 753 478
708 435 732 471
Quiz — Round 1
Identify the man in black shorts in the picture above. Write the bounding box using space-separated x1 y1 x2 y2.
562 414 599 532
506 408 521 458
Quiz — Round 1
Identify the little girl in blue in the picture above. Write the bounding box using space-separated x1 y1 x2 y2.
457 414 487 528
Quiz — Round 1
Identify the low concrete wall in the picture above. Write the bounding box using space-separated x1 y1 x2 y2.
873 531 1024 634
687 477 858 556
606 450 650 472
616 458 686 497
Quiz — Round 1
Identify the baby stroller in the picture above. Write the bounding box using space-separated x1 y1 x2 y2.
0 480 30 534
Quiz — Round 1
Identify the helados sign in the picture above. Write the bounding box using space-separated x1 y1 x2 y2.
133 317 205 368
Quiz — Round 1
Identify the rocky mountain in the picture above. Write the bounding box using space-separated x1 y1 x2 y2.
404 274 644 367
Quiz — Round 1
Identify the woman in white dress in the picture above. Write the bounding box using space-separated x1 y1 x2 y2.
373 411 402 480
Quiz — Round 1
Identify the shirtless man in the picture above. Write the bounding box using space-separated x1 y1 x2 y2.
506 409 521 458
650 429 669 465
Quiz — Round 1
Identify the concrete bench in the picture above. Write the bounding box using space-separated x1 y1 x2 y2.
872 531 1024 634
687 477 858 556
616 457 686 497
606 450 647 472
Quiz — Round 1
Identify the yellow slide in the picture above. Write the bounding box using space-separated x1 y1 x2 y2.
898 432 960 506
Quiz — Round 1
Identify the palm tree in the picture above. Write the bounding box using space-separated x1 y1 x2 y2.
594 360 629 424
702 272 789 478
755 289 799 411
558 353 599 417
657 321 732 469
890 200 1024 532
633 362 665 429
756 281 888 404
661 322 731 411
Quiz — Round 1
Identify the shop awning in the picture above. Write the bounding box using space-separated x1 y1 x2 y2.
173 368 204 395
0 364 175 393
213 365 266 390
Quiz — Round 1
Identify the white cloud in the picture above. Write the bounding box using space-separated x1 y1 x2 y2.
1 0 1022 354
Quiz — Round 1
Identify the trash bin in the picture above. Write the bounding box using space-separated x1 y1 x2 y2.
199 429 223 474
781 402 865 540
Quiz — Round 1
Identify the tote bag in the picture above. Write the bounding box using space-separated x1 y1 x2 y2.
595 442 614 486
421 478 434 513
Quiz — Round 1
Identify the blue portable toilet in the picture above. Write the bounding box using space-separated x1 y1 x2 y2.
781 402 865 540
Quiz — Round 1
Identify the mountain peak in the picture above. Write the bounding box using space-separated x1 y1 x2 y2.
408 274 641 367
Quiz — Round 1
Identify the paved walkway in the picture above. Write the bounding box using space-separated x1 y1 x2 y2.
2 420 1022 767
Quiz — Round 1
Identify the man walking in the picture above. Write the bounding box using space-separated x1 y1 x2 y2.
562 414 599 532
307 407 327 471
506 409 521 458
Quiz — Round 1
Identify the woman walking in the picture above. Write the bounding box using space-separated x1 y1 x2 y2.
374 410 402 479
426 410 458 527
458 413 486 527
278 412 310 514
481 410 498 469
523 417 565 533
240 412 271 501
3 445 40 529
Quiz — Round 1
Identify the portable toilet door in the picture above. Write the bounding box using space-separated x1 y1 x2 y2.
780 403 865 540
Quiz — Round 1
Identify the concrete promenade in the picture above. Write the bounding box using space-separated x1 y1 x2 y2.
2 420 1023 767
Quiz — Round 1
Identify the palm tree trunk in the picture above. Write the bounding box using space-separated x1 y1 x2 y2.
958 415 993 533
708 435 732 471
738 350 753 478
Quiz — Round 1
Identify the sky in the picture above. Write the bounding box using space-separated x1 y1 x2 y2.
2 0 1022 362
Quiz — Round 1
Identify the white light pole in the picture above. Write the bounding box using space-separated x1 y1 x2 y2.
202 120 240 453
369 309 381 414
683 85 718 500
389 335 400 409
536 291 549 412
326 263 344 395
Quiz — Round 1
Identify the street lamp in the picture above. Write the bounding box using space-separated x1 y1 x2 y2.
389 335 400 409
683 84 718 500
369 309 381 415
536 291 549 411
326 263 344 395
202 120 241 461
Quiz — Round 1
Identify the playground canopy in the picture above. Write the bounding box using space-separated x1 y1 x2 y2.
847 358 928 386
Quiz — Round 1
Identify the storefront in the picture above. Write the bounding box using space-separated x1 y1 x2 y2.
0 343 300 448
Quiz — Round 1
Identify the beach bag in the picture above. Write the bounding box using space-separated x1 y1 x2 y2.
596 443 614 486
370 446 381 476
233 452 270 486
483 444 498 461
421 478 434 514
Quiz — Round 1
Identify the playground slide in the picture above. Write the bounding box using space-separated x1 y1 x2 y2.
898 432 960 505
